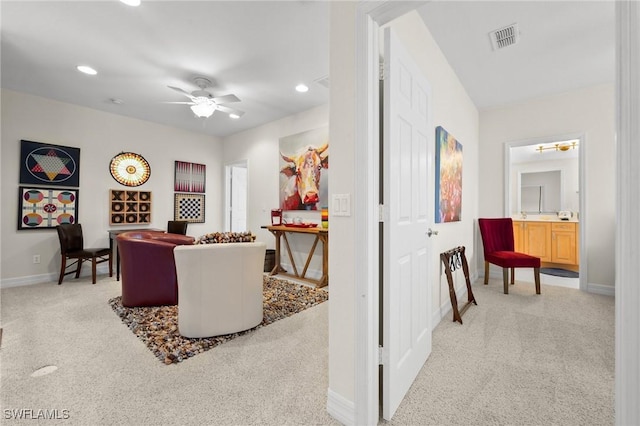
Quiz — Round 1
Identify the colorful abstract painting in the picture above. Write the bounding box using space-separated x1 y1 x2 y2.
279 127 329 211
174 193 205 223
20 140 80 187
18 187 78 230
174 161 206 193
435 126 463 223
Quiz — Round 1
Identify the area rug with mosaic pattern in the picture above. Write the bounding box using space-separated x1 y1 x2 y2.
108 276 328 365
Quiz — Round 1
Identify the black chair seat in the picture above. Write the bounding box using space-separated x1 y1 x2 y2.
67 248 112 258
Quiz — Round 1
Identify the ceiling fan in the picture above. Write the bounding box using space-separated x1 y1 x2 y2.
166 77 244 119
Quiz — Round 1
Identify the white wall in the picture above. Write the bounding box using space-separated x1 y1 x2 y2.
480 84 615 289
221 104 329 278
1 90 222 286
327 4 479 415
328 0 358 409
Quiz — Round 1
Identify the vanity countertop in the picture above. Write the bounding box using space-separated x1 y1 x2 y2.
512 215 579 223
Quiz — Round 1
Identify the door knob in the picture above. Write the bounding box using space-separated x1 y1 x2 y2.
426 228 438 237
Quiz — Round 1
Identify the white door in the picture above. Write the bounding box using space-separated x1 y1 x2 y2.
225 162 247 232
382 28 433 420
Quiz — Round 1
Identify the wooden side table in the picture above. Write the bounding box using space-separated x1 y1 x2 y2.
263 225 328 287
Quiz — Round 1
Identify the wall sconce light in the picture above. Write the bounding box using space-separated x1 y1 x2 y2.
537 140 579 153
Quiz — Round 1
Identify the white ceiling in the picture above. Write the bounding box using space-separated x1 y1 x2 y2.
1 1 615 139
417 1 615 110
1 1 329 138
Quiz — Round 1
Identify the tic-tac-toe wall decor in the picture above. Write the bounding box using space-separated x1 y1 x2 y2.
174 193 205 223
174 161 206 193
18 186 78 230
109 189 152 225
20 140 80 187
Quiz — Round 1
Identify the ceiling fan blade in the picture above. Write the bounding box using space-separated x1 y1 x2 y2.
168 86 196 100
215 105 245 117
162 101 195 105
213 94 240 104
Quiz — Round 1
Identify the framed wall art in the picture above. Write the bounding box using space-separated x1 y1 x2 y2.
278 127 329 211
109 189 152 225
18 186 78 230
109 152 151 187
174 193 205 223
435 126 463 223
174 161 206 193
19 140 80 187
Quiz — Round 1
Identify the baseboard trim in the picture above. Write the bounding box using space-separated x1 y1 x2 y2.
587 282 615 297
327 388 355 426
1 264 111 289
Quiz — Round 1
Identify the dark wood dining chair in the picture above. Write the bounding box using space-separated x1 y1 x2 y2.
56 224 112 284
478 218 541 295
167 220 188 235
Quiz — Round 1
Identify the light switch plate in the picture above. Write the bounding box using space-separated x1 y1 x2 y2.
332 194 351 217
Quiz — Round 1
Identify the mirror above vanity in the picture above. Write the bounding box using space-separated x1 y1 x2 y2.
506 138 580 220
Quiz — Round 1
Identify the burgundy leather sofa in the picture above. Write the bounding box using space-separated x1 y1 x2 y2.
116 231 195 307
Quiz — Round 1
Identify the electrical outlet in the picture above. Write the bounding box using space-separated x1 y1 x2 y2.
33 255 41 264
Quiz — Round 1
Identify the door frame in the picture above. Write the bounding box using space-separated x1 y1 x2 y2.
353 2 428 425
503 132 587 291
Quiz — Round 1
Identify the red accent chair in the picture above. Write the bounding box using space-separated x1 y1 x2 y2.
478 218 541 295
116 231 194 307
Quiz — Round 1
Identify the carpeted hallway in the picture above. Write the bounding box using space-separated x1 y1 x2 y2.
0 275 614 425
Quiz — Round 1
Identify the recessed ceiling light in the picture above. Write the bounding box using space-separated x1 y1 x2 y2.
76 65 97 75
229 113 240 119
110 98 124 105
120 0 141 6
295 84 309 93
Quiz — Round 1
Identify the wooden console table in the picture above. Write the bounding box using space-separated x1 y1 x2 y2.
263 225 328 288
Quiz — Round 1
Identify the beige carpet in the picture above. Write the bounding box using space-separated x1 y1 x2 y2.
0 274 613 425
384 281 615 425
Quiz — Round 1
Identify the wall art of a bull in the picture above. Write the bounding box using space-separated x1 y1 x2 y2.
279 143 329 211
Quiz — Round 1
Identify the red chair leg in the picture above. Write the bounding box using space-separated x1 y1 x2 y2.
534 267 541 294
58 255 66 284
503 268 509 294
484 261 489 284
511 267 515 284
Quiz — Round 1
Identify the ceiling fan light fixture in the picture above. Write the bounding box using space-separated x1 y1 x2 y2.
120 0 141 6
190 104 215 118
295 84 309 93
76 65 97 75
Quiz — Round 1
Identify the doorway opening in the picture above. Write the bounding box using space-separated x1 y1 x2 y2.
225 161 248 232
504 133 586 290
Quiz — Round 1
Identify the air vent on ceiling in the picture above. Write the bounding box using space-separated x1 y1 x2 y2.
489 23 520 50
314 76 330 89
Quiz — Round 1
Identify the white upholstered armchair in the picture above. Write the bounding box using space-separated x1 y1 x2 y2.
173 242 267 338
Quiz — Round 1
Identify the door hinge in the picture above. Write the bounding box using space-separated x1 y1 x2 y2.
379 61 385 81
378 204 385 222
378 346 387 365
